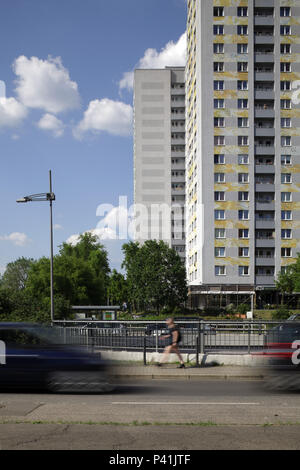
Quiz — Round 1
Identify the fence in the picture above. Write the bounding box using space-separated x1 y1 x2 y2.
52 320 287 355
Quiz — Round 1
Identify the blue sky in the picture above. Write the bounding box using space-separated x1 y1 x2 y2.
0 0 186 274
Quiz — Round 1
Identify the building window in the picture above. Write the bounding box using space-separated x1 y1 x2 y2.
281 44 291 54
214 136 225 146
281 192 292 202
214 154 225 164
214 62 224 72
215 228 226 239
239 266 249 276
280 7 291 17
238 136 249 146
238 117 249 128
237 7 248 17
280 25 291 36
239 229 249 239
214 25 224 35
281 81 291 91
238 173 249 183
281 136 291 147
214 43 224 54
214 6 224 17
214 173 225 183
238 62 248 72
215 247 225 257
281 155 291 166
281 99 291 109
214 117 225 127
214 98 225 108
238 191 249 201
238 25 248 35
281 210 292 220
215 266 226 276
214 80 224 90
215 210 225 220
281 229 292 239
281 173 292 184
238 99 248 109
280 62 291 72
237 80 248 90
238 154 249 165
239 247 249 257
281 248 292 258
238 210 249 220
237 44 248 54
214 191 225 201
281 118 291 128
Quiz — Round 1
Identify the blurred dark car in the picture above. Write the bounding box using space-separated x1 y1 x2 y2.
145 323 168 336
174 318 216 335
262 321 300 390
0 323 113 393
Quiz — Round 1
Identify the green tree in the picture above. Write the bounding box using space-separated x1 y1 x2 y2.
25 232 110 319
1 257 34 291
122 240 187 314
107 270 128 306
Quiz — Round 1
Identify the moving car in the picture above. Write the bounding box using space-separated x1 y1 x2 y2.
0 323 113 393
261 321 300 390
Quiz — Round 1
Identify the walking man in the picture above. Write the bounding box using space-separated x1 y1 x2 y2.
157 317 185 368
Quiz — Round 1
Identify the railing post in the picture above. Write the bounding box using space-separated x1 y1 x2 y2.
195 336 199 367
200 320 204 354
248 321 251 354
143 335 147 366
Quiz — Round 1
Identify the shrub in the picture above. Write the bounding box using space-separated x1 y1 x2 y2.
272 308 292 320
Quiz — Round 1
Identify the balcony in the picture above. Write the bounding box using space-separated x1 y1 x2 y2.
255 163 274 172
255 201 275 211
256 257 275 266
255 219 275 229
254 53 274 63
256 275 275 286
256 238 275 248
254 90 274 100
255 145 275 155
254 107 275 118
254 34 274 45
254 72 274 81
255 127 275 137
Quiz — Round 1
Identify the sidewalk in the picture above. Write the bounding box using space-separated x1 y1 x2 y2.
109 363 265 380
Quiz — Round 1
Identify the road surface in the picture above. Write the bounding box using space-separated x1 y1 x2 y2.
0 379 300 449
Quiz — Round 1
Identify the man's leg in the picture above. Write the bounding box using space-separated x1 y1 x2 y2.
172 345 184 364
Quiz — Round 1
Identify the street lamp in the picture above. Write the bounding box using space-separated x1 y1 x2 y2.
17 170 56 323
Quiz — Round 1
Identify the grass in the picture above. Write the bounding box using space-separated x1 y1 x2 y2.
0 419 300 427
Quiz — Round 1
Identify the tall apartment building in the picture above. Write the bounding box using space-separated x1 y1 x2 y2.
186 0 300 306
134 67 186 260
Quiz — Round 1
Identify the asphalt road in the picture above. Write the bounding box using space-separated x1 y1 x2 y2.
1 379 300 449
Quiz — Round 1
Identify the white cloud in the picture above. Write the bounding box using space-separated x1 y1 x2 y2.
74 98 133 139
54 224 63 230
67 227 117 246
37 113 65 137
13 55 80 114
119 32 187 92
0 265 6 276
0 97 27 128
0 232 31 246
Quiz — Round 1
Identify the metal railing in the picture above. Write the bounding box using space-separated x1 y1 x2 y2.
52 320 291 356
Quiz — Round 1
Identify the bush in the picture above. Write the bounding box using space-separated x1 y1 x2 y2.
272 308 292 320
202 306 226 317
237 303 250 316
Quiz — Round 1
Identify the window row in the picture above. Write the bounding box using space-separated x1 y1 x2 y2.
213 7 291 17
214 136 293 146
214 247 293 258
215 228 293 240
215 210 293 220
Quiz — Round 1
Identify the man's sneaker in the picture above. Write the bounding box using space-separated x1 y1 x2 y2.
156 363 162 367
178 363 185 369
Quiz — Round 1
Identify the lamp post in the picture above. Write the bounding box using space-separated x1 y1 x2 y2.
17 170 56 323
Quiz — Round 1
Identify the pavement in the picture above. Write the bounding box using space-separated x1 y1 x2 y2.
109 363 265 381
1 379 300 450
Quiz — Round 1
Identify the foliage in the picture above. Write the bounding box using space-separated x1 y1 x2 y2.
271 308 292 321
0 233 110 323
122 240 187 314
107 270 128 306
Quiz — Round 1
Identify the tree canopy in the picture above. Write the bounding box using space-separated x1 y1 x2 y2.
122 240 187 313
